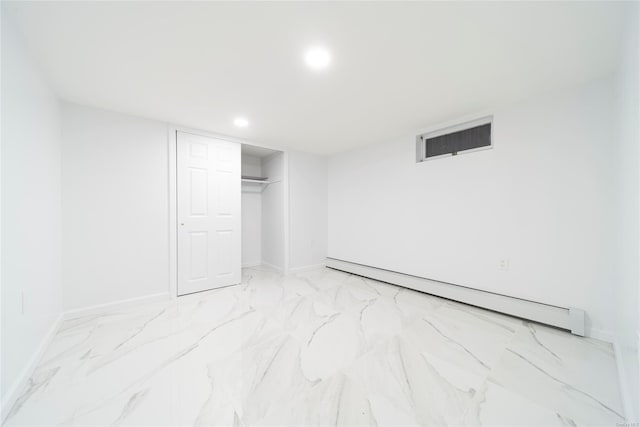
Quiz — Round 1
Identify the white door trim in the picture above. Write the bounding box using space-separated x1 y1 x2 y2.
167 125 290 298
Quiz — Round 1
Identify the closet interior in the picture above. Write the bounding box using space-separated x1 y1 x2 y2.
241 144 286 271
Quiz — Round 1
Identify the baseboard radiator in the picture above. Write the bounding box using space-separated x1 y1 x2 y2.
326 258 586 336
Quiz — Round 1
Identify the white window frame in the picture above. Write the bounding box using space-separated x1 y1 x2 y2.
416 115 493 162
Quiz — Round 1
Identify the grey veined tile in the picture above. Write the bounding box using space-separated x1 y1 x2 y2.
3 267 624 427
489 322 624 426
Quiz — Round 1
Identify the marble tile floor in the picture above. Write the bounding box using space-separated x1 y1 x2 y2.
4 266 625 426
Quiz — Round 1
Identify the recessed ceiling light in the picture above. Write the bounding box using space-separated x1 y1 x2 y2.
234 117 249 127
305 47 331 69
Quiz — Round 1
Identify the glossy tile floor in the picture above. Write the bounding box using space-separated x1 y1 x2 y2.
5 267 624 426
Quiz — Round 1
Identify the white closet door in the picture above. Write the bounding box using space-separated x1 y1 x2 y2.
177 132 241 295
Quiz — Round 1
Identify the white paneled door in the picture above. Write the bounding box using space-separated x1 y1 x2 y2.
177 132 241 295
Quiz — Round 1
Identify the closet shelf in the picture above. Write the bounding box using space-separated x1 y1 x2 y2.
241 178 281 193
241 178 272 184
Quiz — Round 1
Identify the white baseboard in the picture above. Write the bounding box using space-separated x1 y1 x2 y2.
1 313 64 423
242 262 262 268
588 328 615 343
63 292 170 320
288 262 326 273
260 261 284 273
613 338 639 422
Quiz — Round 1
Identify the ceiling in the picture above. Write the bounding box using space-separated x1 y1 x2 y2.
241 143 280 159
3 1 629 155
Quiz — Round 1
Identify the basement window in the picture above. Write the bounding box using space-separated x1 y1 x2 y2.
416 116 492 162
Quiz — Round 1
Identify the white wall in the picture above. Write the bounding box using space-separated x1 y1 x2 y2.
612 2 639 418
288 151 328 270
241 154 262 267
1 14 63 404
261 152 285 270
328 76 617 337
61 104 169 309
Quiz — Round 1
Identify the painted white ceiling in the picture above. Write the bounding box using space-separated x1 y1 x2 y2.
3 1 628 154
241 143 280 159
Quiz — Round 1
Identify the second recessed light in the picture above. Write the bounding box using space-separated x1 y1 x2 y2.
305 47 331 69
234 117 249 127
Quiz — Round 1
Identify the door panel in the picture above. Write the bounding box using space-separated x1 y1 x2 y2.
189 168 208 215
177 132 241 295
216 171 232 213
189 231 208 280
214 230 233 277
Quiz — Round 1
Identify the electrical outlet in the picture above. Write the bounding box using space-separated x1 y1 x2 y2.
499 258 510 271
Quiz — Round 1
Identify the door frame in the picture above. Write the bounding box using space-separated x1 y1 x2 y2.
168 125 290 298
